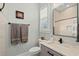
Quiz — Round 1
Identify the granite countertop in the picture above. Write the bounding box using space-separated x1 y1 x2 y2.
40 40 79 56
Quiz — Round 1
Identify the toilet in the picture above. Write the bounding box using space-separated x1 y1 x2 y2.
29 47 40 56
28 38 43 56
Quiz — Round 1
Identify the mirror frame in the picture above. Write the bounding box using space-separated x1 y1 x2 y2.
53 3 78 39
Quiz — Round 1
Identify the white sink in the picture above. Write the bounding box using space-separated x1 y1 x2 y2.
47 41 74 49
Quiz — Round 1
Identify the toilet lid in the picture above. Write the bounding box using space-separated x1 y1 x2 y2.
29 47 40 52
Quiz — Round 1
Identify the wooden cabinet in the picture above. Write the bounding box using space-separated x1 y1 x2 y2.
40 44 63 56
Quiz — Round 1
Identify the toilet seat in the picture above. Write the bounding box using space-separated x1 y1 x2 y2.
29 47 40 52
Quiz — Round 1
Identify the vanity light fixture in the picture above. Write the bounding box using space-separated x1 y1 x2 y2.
0 3 5 11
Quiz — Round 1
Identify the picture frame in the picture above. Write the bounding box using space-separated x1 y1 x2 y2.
16 10 24 19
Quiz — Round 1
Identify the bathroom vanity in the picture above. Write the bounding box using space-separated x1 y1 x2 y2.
39 3 79 56
40 44 63 56
40 40 79 56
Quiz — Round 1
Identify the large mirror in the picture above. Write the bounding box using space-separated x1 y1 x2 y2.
53 3 77 38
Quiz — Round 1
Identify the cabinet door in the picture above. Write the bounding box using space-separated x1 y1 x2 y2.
40 44 63 56
40 44 54 56
40 45 49 56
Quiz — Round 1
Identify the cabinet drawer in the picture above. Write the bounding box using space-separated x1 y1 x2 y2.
40 44 63 56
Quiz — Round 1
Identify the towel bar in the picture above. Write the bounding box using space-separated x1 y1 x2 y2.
8 22 30 26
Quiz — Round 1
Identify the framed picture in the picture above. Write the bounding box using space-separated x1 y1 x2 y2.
16 10 24 19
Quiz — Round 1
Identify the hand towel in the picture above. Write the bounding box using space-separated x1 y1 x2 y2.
20 24 28 43
11 23 20 45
